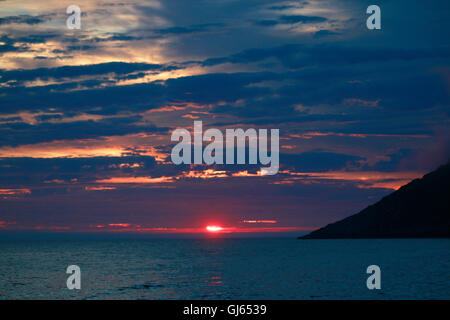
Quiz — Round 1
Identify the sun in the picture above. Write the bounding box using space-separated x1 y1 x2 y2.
206 225 223 232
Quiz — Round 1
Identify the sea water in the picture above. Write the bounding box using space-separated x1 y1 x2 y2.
0 238 449 299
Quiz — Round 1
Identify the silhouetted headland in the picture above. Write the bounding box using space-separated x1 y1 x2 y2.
299 161 450 239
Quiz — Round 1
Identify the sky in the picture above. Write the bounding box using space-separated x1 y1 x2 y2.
0 0 449 236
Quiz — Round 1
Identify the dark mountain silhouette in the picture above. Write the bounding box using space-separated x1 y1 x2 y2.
299 161 450 239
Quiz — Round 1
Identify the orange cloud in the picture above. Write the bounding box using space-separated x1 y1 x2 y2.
231 170 261 177
44 179 66 184
33 226 70 230
182 114 200 119
231 227 314 233
147 105 187 113
96 176 174 184
289 132 430 140
277 170 423 190
85 186 117 191
0 188 31 195
356 180 414 190
108 223 131 227
241 220 278 224
182 169 228 179
95 169 274 185
343 98 380 107
85 225 314 234
146 102 208 114
0 133 169 162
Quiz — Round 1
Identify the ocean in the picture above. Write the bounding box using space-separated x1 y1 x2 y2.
1 238 449 299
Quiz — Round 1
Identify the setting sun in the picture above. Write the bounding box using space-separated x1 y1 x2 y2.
206 225 223 232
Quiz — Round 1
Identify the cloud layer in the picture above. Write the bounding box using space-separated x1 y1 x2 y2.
0 0 449 233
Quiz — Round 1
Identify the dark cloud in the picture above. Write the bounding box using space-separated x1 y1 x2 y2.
0 155 156 174
0 0 448 232
279 15 327 24
0 116 168 147
314 30 341 38
201 44 450 69
164 72 274 104
281 151 364 172
254 14 327 27
0 34 59 55
0 35 28 54
267 4 299 11
155 23 225 35
0 81 165 114
14 34 58 44
253 20 279 27
0 155 157 187
0 62 178 84
267 1 310 11
0 14 51 25
1 58 447 137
